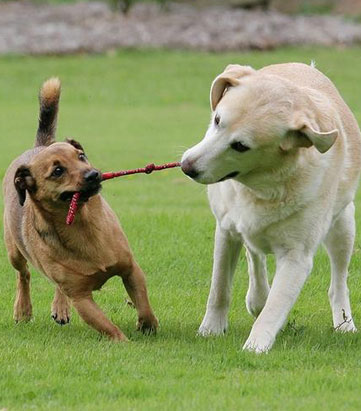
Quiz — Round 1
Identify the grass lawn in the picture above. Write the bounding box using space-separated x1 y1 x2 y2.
1 48 361 410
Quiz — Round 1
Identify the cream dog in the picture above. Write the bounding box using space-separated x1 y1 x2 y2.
181 63 361 353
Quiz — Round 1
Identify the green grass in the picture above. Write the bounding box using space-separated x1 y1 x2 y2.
1 48 361 410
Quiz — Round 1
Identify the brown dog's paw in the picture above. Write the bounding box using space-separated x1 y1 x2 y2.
110 330 129 342
51 303 71 326
51 312 70 325
137 314 159 335
125 299 135 309
14 299 32 323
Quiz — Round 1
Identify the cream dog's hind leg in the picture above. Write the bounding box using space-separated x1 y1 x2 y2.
324 202 357 332
198 224 242 336
245 248 270 318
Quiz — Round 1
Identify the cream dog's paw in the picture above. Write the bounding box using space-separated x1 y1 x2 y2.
198 310 228 336
243 331 274 354
245 288 269 318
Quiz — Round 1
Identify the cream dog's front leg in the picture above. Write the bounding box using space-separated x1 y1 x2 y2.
198 223 242 336
243 250 314 353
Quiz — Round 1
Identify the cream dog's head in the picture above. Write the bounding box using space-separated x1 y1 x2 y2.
181 64 339 185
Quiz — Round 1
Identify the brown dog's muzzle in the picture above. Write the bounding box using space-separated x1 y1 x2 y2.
84 169 101 184
60 168 102 202
80 168 102 201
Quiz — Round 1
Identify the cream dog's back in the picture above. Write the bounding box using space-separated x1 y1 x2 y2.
260 63 361 197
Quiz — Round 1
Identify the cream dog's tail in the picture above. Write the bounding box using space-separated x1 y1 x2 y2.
35 77 61 147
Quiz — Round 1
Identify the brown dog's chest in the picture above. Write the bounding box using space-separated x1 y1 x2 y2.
20 200 133 297
39 257 129 297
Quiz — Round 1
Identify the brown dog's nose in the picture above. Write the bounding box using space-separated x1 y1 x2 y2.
181 159 199 179
84 169 100 183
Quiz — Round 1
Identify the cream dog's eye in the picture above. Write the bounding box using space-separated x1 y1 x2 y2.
78 153 87 162
214 114 220 126
230 141 250 153
52 166 64 177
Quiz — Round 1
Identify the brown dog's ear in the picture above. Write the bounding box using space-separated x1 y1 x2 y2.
66 138 85 152
210 64 256 111
14 166 36 206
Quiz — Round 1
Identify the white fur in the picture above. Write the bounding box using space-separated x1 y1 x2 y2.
182 63 361 353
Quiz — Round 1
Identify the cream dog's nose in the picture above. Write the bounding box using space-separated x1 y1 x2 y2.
181 158 199 179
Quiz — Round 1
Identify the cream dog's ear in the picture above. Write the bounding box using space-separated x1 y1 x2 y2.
281 124 338 153
210 64 256 111
281 90 339 154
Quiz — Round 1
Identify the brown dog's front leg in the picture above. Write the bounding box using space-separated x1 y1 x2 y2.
122 263 159 334
51 287 71 325
72 294 128 341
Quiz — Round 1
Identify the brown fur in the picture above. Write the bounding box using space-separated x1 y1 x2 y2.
36 78 61 147
3 79 158 340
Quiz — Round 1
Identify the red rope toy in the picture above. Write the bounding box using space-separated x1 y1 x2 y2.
66 162 181 225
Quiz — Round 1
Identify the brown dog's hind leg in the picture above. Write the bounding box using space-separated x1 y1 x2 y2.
14 265 32 323
72 294 128 341
51 287 71 325
121 263 159 334
6 240 32 323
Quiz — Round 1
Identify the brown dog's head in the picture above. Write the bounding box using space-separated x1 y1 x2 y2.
14 139 102 208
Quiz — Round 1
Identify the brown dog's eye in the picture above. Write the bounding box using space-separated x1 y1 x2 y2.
214 114 220 126
78 153 87 162
230 141 250 153
52 166 64 177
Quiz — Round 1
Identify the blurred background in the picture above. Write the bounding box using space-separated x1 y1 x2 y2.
2 0 361 54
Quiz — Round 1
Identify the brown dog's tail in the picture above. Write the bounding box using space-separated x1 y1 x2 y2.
35 77 61 147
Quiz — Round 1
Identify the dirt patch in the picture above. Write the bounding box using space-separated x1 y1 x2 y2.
1 1 361 54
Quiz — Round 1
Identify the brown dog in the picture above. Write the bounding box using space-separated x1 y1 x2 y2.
3 78 158 340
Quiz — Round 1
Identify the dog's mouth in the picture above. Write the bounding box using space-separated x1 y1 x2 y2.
60 184 102 203
217 171 239 182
